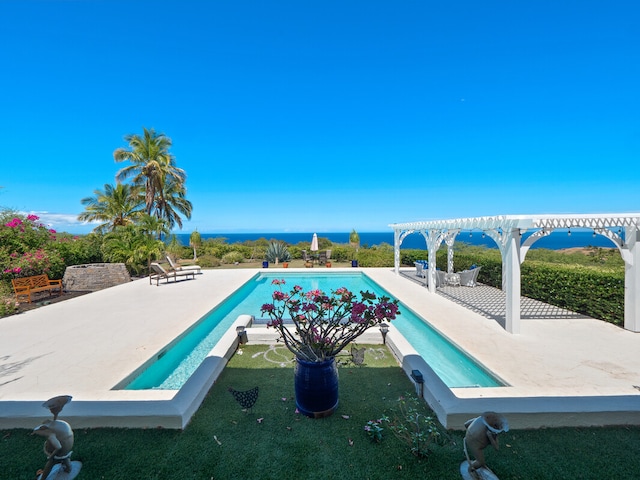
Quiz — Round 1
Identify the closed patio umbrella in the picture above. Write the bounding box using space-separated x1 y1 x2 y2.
310 233 319 252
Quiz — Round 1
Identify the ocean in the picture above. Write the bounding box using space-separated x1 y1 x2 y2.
175 229 620 250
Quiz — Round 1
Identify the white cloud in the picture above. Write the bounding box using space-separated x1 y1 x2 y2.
22 211 98 234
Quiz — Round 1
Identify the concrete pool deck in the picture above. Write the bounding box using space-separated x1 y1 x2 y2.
1 268 639 430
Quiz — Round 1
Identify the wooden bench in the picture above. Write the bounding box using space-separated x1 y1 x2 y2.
11 274 63 303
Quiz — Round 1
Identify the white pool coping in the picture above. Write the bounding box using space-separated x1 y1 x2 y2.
1 267 639 430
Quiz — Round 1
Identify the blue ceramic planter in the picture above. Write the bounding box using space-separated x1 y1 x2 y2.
294 357 339 418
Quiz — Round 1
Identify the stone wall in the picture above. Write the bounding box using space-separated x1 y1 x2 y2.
63 263 131 292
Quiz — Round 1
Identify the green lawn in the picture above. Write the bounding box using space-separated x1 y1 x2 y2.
3 344 640 480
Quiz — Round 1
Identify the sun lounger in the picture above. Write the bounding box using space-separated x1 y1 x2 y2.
166 256 202 274
149 262 196 286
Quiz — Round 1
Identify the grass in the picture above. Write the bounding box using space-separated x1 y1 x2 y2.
3 344 640 479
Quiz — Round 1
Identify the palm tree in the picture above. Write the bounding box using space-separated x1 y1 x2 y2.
137 213 170 240
78 183 144 233
102 223 166 275
113 127 187 221
190 230 202 261
154 177 193 231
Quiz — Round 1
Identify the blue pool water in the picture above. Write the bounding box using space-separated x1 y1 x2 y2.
124 272 503 390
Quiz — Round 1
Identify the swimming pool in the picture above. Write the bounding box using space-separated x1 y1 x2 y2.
123 272 503 390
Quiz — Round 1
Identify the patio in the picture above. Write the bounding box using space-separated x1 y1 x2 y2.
1 268 640 430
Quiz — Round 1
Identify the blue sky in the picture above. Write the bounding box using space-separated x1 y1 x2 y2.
1 1 638 234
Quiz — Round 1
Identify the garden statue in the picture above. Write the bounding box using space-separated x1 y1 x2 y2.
460 412 509 480
32 395 82 480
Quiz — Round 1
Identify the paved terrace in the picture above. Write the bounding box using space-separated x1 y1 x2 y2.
1 268 639 430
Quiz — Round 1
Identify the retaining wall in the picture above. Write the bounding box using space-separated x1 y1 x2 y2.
63 263 131 292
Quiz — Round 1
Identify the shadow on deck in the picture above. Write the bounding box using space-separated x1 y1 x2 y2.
399 270 590 328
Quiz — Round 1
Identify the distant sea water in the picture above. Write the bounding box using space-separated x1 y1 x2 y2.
175 229 621 251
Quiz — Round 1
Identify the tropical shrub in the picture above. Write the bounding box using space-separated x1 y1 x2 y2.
195 254 221 268
48 233 104 267
326 245 351 262
221 251 245 264
101 224 165 275
356 247 394 267
201 240 235 258
0 283 19 317
385 394 446 458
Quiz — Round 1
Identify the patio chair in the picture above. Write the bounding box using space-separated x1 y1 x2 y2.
422 268 444 288
166 255 202 274
414 261 427 278
318 251 327 264
458 266 482 287
149 262 196 286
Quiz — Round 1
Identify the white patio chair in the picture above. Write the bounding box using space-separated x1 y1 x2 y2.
458 266 481 287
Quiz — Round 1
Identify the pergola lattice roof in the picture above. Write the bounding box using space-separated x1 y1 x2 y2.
390 213 640 232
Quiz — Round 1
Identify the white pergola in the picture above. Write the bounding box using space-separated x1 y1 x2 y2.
390 213 640 334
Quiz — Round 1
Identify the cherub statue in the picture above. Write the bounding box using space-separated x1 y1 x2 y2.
462 412 509 480
32 395 81 480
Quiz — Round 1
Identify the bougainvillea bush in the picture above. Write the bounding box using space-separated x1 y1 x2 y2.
0 212 66 282
0 211 106 316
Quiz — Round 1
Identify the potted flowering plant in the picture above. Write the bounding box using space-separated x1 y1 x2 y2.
260 279 400 417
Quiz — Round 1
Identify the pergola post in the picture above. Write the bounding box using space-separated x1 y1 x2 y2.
426 230 441 293
444 231 457 273
624 226 640 332
503 228 522 334
393 228 401 274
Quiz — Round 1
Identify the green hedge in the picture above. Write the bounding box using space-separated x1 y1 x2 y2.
521 263 624 325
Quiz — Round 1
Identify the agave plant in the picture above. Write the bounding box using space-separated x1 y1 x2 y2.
265 241 291 264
